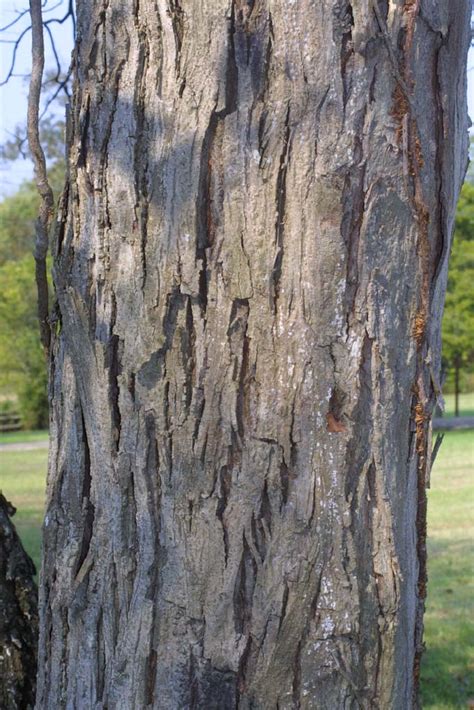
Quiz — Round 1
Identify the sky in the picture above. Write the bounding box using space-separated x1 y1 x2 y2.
0 0 74 195
0 3 473 198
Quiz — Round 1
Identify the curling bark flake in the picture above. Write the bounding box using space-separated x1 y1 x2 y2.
37 1 469 708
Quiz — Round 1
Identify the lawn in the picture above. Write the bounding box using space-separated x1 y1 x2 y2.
0 429 48 444
1 447 48 573
0 431 472 707
443 392 474 418
421 429 474 709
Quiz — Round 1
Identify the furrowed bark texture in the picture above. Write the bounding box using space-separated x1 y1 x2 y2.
38 1 469 708
0 495 38 709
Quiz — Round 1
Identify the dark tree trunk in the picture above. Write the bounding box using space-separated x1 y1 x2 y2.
454 359 460 417
0 495 38 709
37 1 470 708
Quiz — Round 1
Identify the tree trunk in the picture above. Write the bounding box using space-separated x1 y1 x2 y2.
0 495 38 709
454 360 460 417
37 2 470 708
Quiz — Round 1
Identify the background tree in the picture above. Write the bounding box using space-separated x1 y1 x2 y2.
442 181 474 416
28 2 470 709
0 119 64 428
0 494 38 710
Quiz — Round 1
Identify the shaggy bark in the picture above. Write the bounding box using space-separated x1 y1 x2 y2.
0 495 38 709
37 1 469 708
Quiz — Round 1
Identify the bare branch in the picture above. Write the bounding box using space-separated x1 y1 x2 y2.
0 8 30 33
39 70 72 117
27 0 55 353
430 433 445 470
0 0 75 93
0 25 32 86
44 1 67 15
44 23 62 81
44 0 75 28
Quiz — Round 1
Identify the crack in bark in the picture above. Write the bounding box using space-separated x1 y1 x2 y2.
96 608 105 701
144 412 161 704
236 634 253 702
163 380 174 482
233 533 257 636
430 37 449 292
279 460 290 509
99 57 128 234
256 12 273 166
73 409 95 581
168 0 184 78
132 23 151 288
181 296 196 419
367 459 383 703
334 1 355 112
326 386 348 433
342 132 368 321
106 333 123 451
278 582 289 634
291 638 302 708
76 95 91 170
233 300 250 440
216 466 232 566
195 8 239 321
145 648 157 706
270 103 291 313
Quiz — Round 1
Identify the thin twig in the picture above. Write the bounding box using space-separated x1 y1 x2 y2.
39 69 72 118
0 25 32 86
430 433 444 469
0 8 30 33
45 0 75 28
44 23 62 81
27 0 55 353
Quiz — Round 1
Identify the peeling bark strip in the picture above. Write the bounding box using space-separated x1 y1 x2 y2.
37 2 469 709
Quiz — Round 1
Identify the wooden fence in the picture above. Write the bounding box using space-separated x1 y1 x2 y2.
0 411 22 432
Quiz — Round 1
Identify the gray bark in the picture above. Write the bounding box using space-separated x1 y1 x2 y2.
0 495 38 709
37 1 470 708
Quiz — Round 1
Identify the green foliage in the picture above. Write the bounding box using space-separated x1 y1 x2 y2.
442 181 474 389
0 255 48 428
0 398 17 415
0 183 38 265
0 116 66 429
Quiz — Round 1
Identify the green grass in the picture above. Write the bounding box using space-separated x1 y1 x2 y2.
443 392 474 418
0 430 472 707
421 430 474 709
0 447 48 573
0 429 48 444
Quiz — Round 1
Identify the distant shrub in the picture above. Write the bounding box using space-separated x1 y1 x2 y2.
17 367 49 430
0 256 49 430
